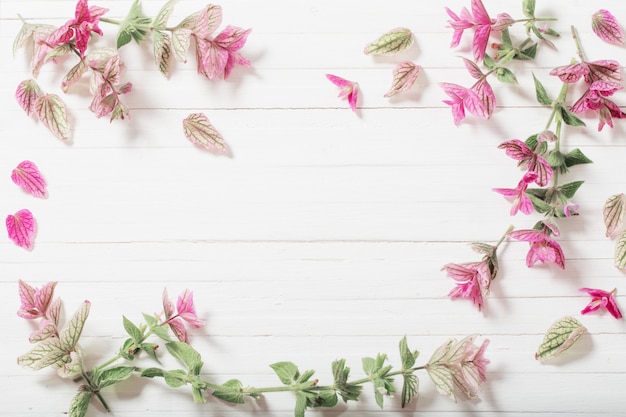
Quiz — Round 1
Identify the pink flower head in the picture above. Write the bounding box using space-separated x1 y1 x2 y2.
493 171 538 215
508 223 565 269
592 10 624 45
443 260 491 311
550 60 622 84
17 280 57 319
195 25 252 80
580 288 622 319
497 140 553 186
163 288 205 342
52 0 108 57
326 74 359 111
570 81 626 131
440 82 491 125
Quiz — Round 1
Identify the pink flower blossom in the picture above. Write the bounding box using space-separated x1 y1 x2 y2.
497 140 553 186
592 9 624 45
550 60 621 84
17 280 57 319
570 81 626 131
326 74 360 111
195 25 252 80
162 288 205 343
443 260 491 311
47 0 108 58
580 288 622 319
508 223 565 269
493 172 538 215
440 81 491 125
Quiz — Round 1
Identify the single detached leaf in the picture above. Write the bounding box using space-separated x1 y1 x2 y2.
615 231 626 269
6 209 36 250
35 94 70 140
212 379 245 404
384 62 420 98
592 9 624 45
182 113 228 152
364 28 414 56
59 301 91 351
603 194 626 237
535 316 587 361
16 79 43 116
68 388 93 417
270 361 300 385
401 373 419 408
11 160 48 198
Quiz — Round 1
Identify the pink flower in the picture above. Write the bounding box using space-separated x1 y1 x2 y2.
580 288 622 319
88 53 132 120
326 74 360 111
443 260 491 311
162 288 205 343
570 81 626 131
440 81 491 125
592 9 624 45
493 172 537 215
48 0 108 58
195 25 252 80
508 223 565 269
17 280 57 319
550 60 621 84
497 140 553 186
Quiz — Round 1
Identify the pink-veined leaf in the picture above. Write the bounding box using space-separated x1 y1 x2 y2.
384 61 421 98
472 78 495 118
182 113 228 152
13 22 40 56
616 231 626 269
592 9 624 45
154 0 177 28
535 316 587 361
172 28 192 63
364 28 414 56
17 336 67 370
16 79 43 116
6 209 36 250
11 160 48 198
188 4 222 38
462 57 484 79
603 193 626 238
35 94 70 141
62 59 88 93
153 30 172 77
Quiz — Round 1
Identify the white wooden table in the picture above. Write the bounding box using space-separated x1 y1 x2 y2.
2 0 626 415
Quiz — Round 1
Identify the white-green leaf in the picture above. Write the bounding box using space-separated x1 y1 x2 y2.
603 193 626 238
535 316 587 361
425 364 455 401
17 337 67 370
154 0 177 28
68 388 92 417
123 316 142 343
401 373 419 407
615 231 626 269
384 61 420 98
172 28 192 63
270 361 300 385
182 113 228 152
34 94 71 141
59 301 91 350
13 22 36 56
364 28 414 56
153 30 172 77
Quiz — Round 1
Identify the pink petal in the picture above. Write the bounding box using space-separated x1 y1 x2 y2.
580 287 610 298
606 297 623 319
326 74 351 88
508 229 546 243
17 280 37 318
168 317 188 342
347 87 359 111
592 9 624 45
472 24 491 62
162 288 176 319
11 161 48 198
6 209 36 250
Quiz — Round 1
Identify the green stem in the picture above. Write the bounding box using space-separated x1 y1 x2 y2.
495 225 515 249
81 371 111 412
515 18 558 23
571 25 586 61
99 17 123 25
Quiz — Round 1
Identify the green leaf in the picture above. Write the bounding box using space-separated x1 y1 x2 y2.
559 107 586 127
97 366 134 389
532 74 552 105
483 53 495 70
120 338 139 360
140 367 165 378
270 361 300 385
68 387 92 417
501 28 513 49
536 316 587 361
496 67 517 84
517 42 537 60
401 373 419 408
526 192 551 214
307 390 338 408
60 301 91 350
142 313 158 327
166 342 202 373
182 113 228 152
154 0 177 28
34 94 71 141
363 28 414 56
294 391 307 417
212 379 245 404
604 193 626 237
399 336 419 369
116 30 133 49
557 180 584 199
297 369 316 383
123 316 143 344
564 148 593 168
522 0 536 18
141 343 160 362
172 28 193 63
332 359 362 402
615 231 626 269
117 0 151 48
153 30 172 77
163 369 188 387
152 324 172 341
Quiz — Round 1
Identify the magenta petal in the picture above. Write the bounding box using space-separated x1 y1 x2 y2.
168 317 188 343
471 0 492 25
326 74 351 88
6 209 36 250
606 297 623 319
11 161 48 198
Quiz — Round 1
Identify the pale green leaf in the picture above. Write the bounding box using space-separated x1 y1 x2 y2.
522 0 536 18
17 337 67 370
270 361 300 385
212 379 245 404
603 193 626 237
399 336 419 369
153 30 172 77
163 369 188 387
615 231 626 269
44 43 72 63
364 28 414 56
34 94 71 141
384 61 420 98
154 0 178 28
535 316 587 361
62 59 88 93
123 315 142 343
532 74 552 105
294 391 307 417
557 180 584 199
140 343 160 362
59 301 91 350
401 373 419 408
13 22 36 56
68 388 92 417
166 341 202 372
182 113 228 152
172 28 192 63
425 364 455 401
97 366 134 389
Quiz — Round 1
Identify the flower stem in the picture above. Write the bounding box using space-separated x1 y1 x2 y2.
100 17 122 25
495 225 515 249
571 26 586 61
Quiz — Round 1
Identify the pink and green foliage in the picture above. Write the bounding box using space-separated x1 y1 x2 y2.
326 74 360 112
508 222 565 269
443 261 491 311
162 288 206 343
6 209 36 250
11 160 48 198
384 62 421 98
182 113 228 152
591 9 624 45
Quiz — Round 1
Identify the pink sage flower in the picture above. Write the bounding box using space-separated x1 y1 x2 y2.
326 74 360 111
550 60 621 84
580 288 622 319
17 280 57 319
508 223 565 269
570 81 626 131
443 261 491 311
497 140 553 186
592 10 624 45
47 0 108 58
493 172 537 216
162 288 206 343
440 81 491 125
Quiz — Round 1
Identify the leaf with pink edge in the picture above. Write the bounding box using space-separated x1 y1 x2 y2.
182 113 228 152
62 59 88 93
384 62 420 98
592 9 624 45
535 316 587 361
603 193 626 238
615 231 626 269
11 160 48 198
35 94 70 141
364 28 414 56
153 30 172 77
462 57 483 79
6 209 36 250
16 79 43 116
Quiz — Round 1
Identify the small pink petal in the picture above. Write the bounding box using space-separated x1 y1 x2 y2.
6 209 36 250
11 161 48 198
168 317 188 343
471 0 492 25
326 74 351 88
592 9 624 45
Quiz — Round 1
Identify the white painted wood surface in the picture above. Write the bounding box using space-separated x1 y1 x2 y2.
2 0 626 415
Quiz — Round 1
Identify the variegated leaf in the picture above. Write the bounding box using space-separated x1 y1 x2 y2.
603 193 626 238
153 30 172 77
15 79 43 116
13 22 36 56
69 388 92 417
384 62 420 98
535 316 587 361
364 28 414 56
154 0 178 28
17 336 67 370
62 59 88 93
35 94 70 140
172 28 192 63
615 231 626 269
59 301 91 350
182 113 228 152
